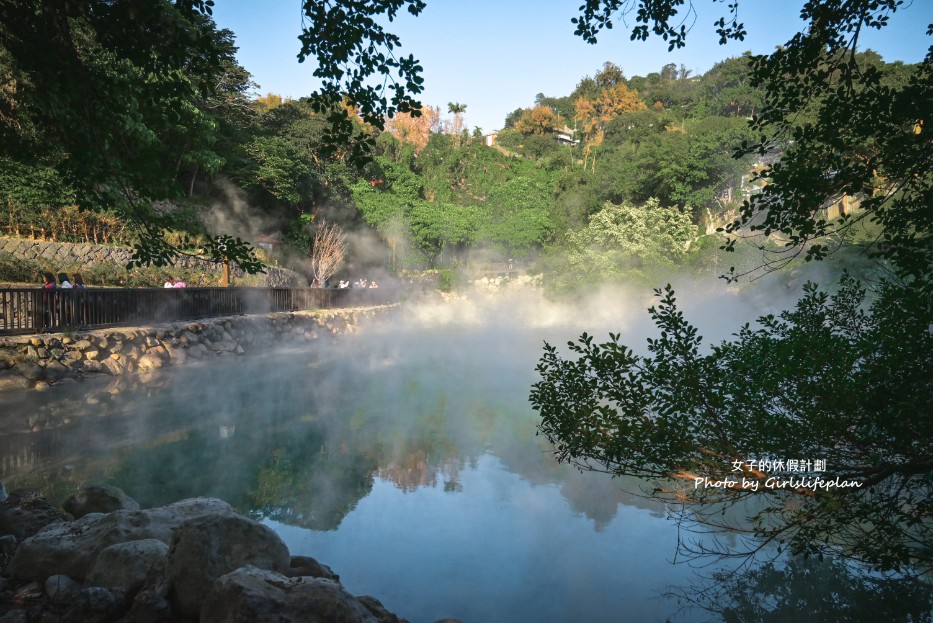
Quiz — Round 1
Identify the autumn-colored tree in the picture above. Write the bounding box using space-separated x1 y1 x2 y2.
575 83 646 138
575 82 646 170
514 105 560 136
386 105 441 152
255 93 290 113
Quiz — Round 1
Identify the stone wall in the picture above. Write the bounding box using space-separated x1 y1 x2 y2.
0 237 304 287
0 306 394 393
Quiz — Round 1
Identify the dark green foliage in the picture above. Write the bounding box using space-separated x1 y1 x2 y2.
725 2 933 292
572 0 746 48
603 115 754 216
687 556 933 622
532 276 933 573
531 0 933 579
297 0 427 164
0 0 267 272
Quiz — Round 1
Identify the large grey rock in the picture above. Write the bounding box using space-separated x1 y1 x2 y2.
42 360 69 381
0 534 16 555
128 564 175 623
45 574 81 603
358 595 410 623
200 566 382 623
86 538 168 595
63 485 140 519
0 489 64 540
9 497 232 581
166 514 290 618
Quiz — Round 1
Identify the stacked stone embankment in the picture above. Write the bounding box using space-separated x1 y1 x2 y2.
0 306 394 393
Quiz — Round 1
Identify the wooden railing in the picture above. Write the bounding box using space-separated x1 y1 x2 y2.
0 287 398 336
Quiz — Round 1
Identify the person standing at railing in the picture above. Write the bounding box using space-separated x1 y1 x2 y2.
37 272 55 331
57 273 74 326
164 276 177 288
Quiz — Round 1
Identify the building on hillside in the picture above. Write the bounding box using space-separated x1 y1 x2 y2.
254 233 283 255
555 126 579 146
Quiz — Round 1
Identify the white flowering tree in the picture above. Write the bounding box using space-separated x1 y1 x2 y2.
560 197 696 285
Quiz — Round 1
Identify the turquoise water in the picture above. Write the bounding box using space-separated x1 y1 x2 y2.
1 296 928 622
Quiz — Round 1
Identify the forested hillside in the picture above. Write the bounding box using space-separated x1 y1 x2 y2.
0 2 917 286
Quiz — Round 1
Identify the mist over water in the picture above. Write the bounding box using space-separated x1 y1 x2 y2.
1 276 856 622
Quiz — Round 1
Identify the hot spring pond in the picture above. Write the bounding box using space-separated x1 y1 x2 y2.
1 304 928 622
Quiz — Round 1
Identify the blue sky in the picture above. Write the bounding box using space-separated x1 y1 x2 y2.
211 1 933 133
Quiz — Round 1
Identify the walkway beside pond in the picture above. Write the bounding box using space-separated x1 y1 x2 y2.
0 287 399 336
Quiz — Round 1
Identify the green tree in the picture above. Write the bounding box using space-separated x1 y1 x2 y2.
0 0 264 272
297 0 426 163
600 115 753 215
531 0 933 576
478 177 555 254
696 53 762 118
532 277 933 573
409 200 480 259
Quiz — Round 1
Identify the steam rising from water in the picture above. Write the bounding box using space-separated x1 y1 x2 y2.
0 272 821 623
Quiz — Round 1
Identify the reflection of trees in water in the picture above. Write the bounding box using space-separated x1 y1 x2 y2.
377 448 464 493
249 443 377 531
559 471 667 530
672 557 933 623
0 346 675 534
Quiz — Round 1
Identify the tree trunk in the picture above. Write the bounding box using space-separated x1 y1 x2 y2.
188 164 199 197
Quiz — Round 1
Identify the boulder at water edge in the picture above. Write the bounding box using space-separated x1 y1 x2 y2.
9 497 232 581
63 484 140 519
0 489 64 541
86 538 169 595
165 513 291 618
200 565 382 623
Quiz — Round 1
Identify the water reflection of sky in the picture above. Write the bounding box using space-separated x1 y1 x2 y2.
273 454 693 623
3 290 929 622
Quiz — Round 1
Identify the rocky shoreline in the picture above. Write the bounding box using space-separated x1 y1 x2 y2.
0 306 395 393
0 483 433 622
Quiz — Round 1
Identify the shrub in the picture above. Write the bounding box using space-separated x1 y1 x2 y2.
436 269 459 292
0 251 41 283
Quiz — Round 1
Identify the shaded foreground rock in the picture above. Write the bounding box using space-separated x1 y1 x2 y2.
63 484 141 519
166 514 291 618
1 494 412 622
287 555 340 581
86 538 168 595
0 489 64 541
9 497 232 581
201 566 382 623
